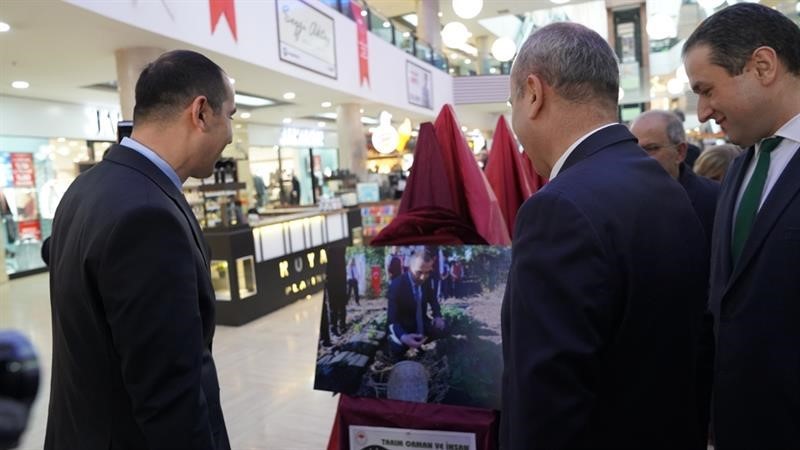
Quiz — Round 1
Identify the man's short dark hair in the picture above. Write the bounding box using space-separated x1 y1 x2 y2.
133 50 228 124
683 3 800 77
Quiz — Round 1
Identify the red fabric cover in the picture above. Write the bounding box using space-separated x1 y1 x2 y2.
374 122 487 245
397 123 455 213
485 115 534 238
370 206 488 245
434 105 511 245
327 395 499 450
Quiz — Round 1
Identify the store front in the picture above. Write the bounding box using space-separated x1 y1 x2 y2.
0 95 120 278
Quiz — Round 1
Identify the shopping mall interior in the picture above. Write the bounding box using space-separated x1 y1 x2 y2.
1 0 799 448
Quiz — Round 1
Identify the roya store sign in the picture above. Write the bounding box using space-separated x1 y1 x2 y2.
278 248 328 296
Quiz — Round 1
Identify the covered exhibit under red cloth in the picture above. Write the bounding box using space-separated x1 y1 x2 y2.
372 105 510 246
371 123 488 245
484 115 547 238
329 106 504 450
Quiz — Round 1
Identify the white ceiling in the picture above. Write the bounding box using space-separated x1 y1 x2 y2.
0 0 449 133
0 0 614 136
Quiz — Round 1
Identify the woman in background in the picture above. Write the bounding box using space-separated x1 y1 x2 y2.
694 144 743 182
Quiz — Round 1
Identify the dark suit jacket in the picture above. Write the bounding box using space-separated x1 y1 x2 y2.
387 272 441 339
44 145 230 450
708 143 800 449
679 162 720 243
501 125 709 449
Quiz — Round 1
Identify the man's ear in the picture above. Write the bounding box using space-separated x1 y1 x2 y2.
189 96 210 131
750 46 778 85
527 74 545 120
676 142 688 164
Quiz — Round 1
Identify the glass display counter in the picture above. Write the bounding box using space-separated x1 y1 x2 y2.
204 208 352 325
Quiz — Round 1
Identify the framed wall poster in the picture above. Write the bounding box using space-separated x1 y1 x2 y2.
406 61 433 109
275 0 338 79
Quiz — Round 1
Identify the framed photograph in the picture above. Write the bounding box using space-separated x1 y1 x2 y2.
314 245 512 410
406 61 433 110
276 0 338 79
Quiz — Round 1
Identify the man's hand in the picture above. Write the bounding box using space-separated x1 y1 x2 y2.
433 317 445 331
401 333 426 348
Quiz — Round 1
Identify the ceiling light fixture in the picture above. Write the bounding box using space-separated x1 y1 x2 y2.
283 118 292 124
283 92 296 100
646 14 677 40
234 93 274 107
667 78 685 95
453 0 483 19
491 37 517 62
11 81 29 89
0 22 10 32
441 22 471 48
550 0 571 4
240 112 252 119
321 101 332 108
318 122 326 128
360 10 368 17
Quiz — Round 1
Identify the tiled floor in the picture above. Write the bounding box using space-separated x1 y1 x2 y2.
0 273 338 450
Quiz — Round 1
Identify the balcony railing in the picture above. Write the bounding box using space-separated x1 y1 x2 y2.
319 0 514 76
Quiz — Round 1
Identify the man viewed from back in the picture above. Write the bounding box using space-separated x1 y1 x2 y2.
501 22 709 449
44 50 235 449
630 110 720 241
683 3 800 448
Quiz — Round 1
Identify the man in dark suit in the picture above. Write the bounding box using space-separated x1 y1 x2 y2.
630 110 720 241
387 249 445 359
44 50 235 449
502 23 709 449
683 4 800 448
630 109 718 443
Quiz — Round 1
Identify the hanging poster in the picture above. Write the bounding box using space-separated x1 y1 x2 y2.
276 0 338 78
406 61 433 109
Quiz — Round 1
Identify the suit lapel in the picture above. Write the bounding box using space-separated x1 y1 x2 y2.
726 144 800 290
104 145 210 267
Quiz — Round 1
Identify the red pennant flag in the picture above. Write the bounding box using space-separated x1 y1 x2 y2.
210 0 237 41
350 2 370 87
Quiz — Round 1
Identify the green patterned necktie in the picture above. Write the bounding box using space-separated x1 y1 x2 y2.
731 136 784 264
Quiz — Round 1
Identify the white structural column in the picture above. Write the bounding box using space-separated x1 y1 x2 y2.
475 35 490 75
336 103 367 181
416 0 442 51
114 47 165 120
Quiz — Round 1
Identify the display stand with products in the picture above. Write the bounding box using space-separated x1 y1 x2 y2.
207 208 352 325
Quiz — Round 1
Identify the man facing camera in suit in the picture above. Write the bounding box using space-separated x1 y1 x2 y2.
683 3 800 448
44 50 235 450
630 110 720 241
387 249 445 359
501 22 709 449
